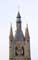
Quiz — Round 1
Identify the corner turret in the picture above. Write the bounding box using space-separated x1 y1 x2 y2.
9 24 14 60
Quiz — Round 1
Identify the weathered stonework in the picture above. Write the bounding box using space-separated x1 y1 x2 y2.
9 12 31 60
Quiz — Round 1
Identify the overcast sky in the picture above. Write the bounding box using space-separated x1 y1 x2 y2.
0 0 38 60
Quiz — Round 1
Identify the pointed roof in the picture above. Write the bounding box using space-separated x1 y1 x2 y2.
9 23 13 40
26 24 28 32
15 30 24 41
16 11 21 18
10 23 13 35
10 24 12 32
25 24 29 37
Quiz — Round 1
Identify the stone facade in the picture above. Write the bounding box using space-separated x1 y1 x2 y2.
9 12 31 60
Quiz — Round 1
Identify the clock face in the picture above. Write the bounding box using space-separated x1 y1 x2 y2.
15 45 24 56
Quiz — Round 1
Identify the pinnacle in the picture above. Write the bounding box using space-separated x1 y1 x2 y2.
16 11 21 18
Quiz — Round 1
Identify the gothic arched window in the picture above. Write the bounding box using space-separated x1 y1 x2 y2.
27 39 29 43
22 46 24 56
15 46 18 56
15 46 24 56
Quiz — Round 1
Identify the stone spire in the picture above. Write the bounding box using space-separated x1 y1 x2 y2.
15 11 24 41
10 24 13 33
9 24 14 59
25 24 31 59
25 24 30 39
9 24 13 47
16 11 21 18
9 24 13 38
16 11 21 31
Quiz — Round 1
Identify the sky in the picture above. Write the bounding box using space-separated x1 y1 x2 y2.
0 0 38 60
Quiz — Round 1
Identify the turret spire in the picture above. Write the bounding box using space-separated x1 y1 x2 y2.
16 11 21 18
25 24 30 39
10 23 12 32
16 11 21 31
9 23 13 40
26 24 28 32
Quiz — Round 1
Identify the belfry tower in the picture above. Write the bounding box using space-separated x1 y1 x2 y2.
9 11 31 60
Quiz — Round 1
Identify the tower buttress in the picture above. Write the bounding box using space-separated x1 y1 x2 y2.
24 24 31 60
9 24 14 60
